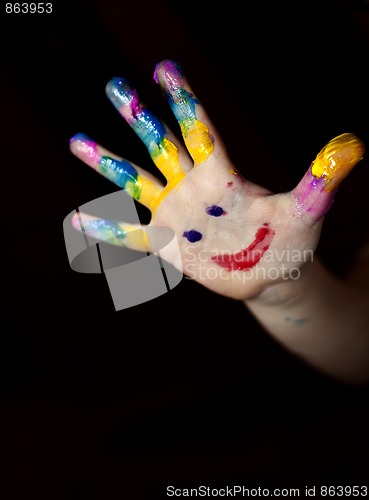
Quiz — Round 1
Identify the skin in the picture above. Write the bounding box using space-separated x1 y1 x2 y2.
70 59 369 383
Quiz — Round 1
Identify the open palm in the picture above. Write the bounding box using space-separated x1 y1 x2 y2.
70 60 364 301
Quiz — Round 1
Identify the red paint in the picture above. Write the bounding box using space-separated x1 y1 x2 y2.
211 226 275 271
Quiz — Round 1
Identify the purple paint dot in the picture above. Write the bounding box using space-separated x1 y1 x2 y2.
183 230 202 243
206 205 226 217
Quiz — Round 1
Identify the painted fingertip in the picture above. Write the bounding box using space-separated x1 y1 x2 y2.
311 133 365 191
71 212 99 233
70 132 92 145
153 59 185 87
291 133 365 221
105 76 135 109
70 133 95 154
69 133 101 166
71 211 83 231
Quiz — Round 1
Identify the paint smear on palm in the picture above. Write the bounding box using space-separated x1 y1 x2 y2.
154 60 214 164
212 224 276 272
292 133 365 219
105 77 184 185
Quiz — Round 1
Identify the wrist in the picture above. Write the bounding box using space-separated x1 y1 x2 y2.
243 260 315 309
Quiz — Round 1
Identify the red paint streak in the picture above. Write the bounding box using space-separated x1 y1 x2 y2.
211 226 276 271
227 182 233 188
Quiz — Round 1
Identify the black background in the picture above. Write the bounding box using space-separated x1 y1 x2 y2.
1 0 369 498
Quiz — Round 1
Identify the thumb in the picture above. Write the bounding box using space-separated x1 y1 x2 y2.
291 133 365 223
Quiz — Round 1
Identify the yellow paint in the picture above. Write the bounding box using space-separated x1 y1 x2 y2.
127 118 215 214
124 225 150 252
136 171 185 215
311 133 365 191
150 171 185 216
135 176 161 208
143 136 186 215
153 137 183 181
181 119 214 164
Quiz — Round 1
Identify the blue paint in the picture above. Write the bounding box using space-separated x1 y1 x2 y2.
106 76 167 156
83 219 127 241
285 316 309 325
206 205 225 217
167 88 199 123
70 132 90 144
183 230 202 243
99 156 139 189
133 109 167 153
105 77 132 107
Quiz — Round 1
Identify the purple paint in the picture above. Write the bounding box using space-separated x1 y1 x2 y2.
183 230 202 243
206 205 226 217
131 93 141 118
291 165 329 219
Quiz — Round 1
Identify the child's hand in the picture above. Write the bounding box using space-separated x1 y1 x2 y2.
70 60 365 301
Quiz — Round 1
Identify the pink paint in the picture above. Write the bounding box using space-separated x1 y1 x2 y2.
130 91 141 118
291 165 333 220
154 60 183 88
211 225 276 271
70 133 101 168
